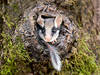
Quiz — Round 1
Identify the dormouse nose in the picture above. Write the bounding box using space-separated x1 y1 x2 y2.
45 35 51 42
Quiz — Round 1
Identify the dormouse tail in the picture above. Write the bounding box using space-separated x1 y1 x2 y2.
47 44 62 71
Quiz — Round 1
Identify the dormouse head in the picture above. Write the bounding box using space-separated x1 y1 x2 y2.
37 14 62 42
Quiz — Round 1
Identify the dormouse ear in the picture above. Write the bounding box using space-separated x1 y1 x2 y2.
55 14 62 28
37 15 44 27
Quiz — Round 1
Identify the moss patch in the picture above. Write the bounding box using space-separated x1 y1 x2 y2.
0 32 32 75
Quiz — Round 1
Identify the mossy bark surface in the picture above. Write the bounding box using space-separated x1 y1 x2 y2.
0 0 100 75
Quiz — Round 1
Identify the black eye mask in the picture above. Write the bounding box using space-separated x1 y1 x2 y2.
52 27 60 36
41 27 45 34
36 23 45 35
39 26 46 36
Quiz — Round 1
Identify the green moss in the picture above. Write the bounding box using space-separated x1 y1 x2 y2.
3 14 14 29
3 2 21 29
0 3 31 74
0 32 32 75
60 38 97 75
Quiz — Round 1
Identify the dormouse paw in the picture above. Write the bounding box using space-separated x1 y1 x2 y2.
51 39 57 44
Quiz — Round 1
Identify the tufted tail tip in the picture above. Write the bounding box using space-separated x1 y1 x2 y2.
48 44 62 71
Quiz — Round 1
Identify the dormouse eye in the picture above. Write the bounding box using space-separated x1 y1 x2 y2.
37 23 45 34
41 27 45 34
52 27 58 33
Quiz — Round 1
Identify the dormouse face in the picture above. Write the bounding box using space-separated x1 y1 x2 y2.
37 14 62 42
